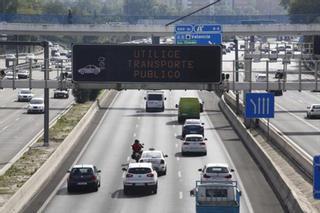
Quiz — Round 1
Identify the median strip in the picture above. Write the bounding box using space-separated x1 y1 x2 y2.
0 99 92 207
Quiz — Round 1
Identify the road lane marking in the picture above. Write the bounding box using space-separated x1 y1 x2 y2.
174 133 177 137
127 156 130 162
15 117 20 121
2 126 9 131
178 171 182 178
179 192 183 199
133 133 136 137
136 124 139 128
176 157 180 161
175 143 178 148
276 103 320 132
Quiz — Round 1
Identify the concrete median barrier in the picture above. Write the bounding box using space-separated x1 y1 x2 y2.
219 93 315 212
0 90 115 213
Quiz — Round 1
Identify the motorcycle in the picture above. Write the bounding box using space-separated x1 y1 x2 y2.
131 144 144 162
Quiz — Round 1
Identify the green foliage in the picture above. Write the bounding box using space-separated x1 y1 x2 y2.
72 89 101 103
42 0 66 15
0 0 18 13
280 0 320 23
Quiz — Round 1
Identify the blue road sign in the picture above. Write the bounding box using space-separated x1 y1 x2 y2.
175 24 222 45
175 33 222 45
245 93 274 118
314 155 320 199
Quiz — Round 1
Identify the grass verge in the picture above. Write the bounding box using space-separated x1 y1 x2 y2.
0 101 92 207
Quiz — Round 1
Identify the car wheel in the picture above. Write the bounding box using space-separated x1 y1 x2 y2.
123 186 129 195
66 95 69 98
163 169 167 175
307 114 310 119
93 184 98 192
153 184 158 194
203 151 207 156
67 186 73 193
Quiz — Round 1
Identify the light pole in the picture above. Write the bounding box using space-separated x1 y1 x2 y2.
165 0 221 26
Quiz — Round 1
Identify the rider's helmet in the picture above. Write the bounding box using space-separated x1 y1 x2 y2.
134 139 140 144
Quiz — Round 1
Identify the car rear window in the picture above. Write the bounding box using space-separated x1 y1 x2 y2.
128 167 152 174
313 105 320 109
71 168 93 176
206 167 229 173
184 125 203 131
186 137 203 141
21 90 31 94
148 94 162 100
142 152 161 158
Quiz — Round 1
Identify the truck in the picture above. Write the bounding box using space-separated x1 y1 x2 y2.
176 97 203 124
192 180 241 213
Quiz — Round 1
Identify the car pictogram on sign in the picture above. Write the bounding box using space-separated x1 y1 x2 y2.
78 65 101 75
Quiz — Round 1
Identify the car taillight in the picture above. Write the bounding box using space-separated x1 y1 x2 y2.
184 142 189 145
203 174 210 178
91 175 97 181
224 174 232 179
147 173 154 177
126 173 133 178
160 160 165 164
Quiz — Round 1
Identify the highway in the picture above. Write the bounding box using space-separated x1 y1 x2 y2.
0 57 73 170
224 45 320 158
41 90 283 213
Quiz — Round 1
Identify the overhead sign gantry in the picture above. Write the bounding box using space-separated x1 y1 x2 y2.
72 44 222 90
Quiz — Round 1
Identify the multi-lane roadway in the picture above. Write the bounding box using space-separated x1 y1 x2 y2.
41 90 283 213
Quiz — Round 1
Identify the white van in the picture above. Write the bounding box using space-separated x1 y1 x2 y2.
144 91 166 112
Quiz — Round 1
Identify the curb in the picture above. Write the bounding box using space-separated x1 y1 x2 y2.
219 94 315 212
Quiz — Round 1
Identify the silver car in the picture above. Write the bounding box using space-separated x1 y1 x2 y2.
139 149 168 175
307 104 320 118
27 98 44 113
17 89 34 102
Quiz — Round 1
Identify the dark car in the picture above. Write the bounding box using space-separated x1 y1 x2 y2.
267 90 283 96
67 164 101 192
182 124 204 138
54 88 69 98
275 70 284 79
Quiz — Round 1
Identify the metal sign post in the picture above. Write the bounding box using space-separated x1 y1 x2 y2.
0 41 50 146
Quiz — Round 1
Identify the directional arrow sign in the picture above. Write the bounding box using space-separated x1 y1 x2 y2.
245 93 274 118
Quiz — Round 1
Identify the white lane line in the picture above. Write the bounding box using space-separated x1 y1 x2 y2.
179 192 183 199
127 156 130 162
175 143 178 148
174 133 177 137
15 117 20 121
176 157 180 161
136 124 139 128
276 103 320 132
138 117 141 120
173 124 176 128
133 133 136 137
178 171 182 178
297 99 304 104
2 125 9 131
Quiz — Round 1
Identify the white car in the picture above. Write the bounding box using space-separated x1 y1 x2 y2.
17 89 34 102
199 163 234 182
78 65 100 75
3 71 18 80
181 134 207 155
144 91 166 112
139 149 168 175
27 97 44 113
53 89 69 98
307 104 320 118
255 73 267 82
122 162 158 194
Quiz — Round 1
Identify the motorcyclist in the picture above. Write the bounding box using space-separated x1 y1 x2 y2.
131 139 143 154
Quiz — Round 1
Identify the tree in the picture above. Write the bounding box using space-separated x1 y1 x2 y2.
42 0 66 15
280 0 320 23
0 0 18 13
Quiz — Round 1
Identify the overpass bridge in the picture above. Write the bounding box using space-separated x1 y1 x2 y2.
2 22 320 37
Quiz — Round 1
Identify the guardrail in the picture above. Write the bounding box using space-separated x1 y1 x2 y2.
219 92 315 212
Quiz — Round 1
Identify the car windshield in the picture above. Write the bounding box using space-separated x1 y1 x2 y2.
71 168 93 176
148 94 162 100
186 137 203 142
313 105 320 109
20 90 31 94
30 99 43 104
142 152 161 158
128 167 152 174
206 167 229 173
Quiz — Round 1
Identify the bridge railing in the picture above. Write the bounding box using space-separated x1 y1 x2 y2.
0 13 319 25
